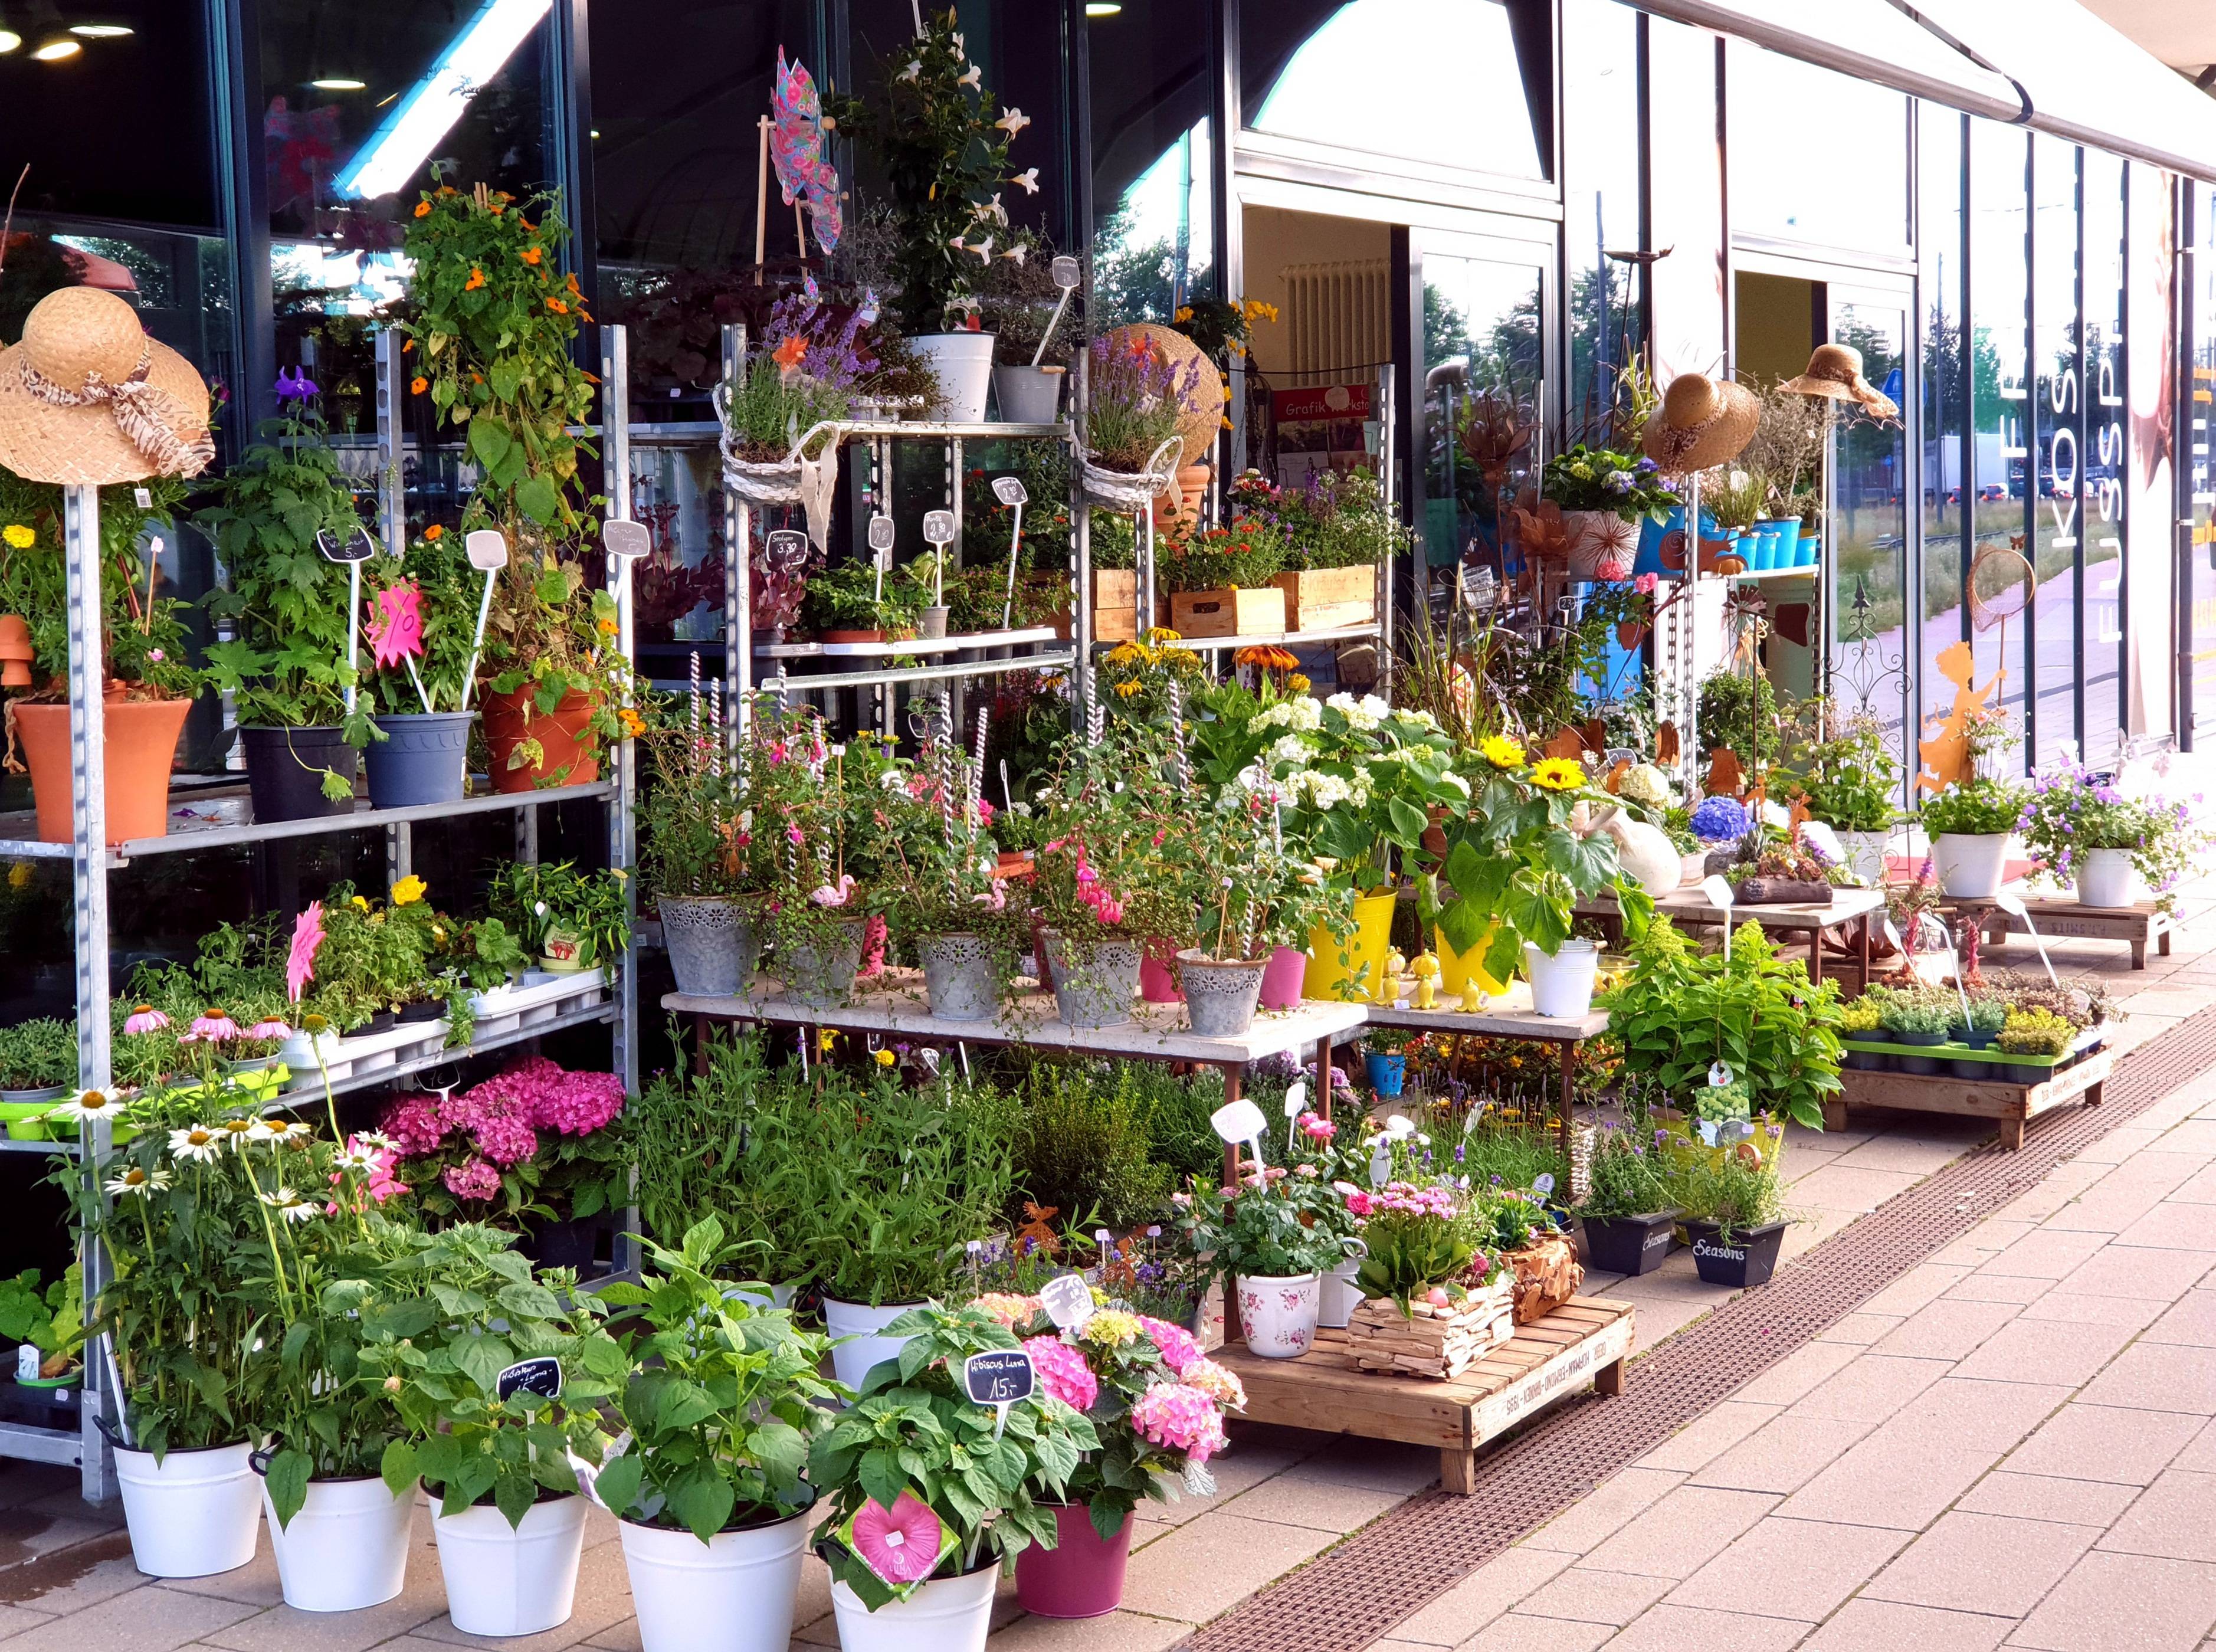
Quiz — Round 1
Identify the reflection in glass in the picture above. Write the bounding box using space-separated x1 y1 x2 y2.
1829 300 1910 772
1243 0 1547 182
1919 106 1966 805
2031 134 2080 768
2191 183 2216 735
2081 151 2128 765
1726 42 1907 256
1090 0 1211 326
1419 251 1543 585
1562 0 1642 446
1968 119 2030 773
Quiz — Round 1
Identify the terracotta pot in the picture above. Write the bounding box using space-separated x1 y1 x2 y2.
480 687 601 795
13 697 189 845
819 629 884 644
1175 462 1212 524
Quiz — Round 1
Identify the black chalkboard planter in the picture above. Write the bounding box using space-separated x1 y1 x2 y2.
1685 1218 1788 1288
1578 1210 1680 1277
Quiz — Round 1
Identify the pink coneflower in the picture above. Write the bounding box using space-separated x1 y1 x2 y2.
286 901 326 1003
183 1008 241 1044
122 1005 169 1035
245 1019 291 1041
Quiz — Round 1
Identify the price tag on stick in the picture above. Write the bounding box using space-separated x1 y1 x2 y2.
1038 1270 1094 1333
496 1357 562 1403
961 1349 1035 1439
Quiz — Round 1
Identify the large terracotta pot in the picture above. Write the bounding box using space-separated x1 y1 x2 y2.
14 697 189 844
481 687 601 794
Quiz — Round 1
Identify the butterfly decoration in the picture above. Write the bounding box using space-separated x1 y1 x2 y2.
364 584 424 668
772 50 844 253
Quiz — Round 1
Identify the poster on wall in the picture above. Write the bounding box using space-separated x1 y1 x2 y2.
1272 383 1374 487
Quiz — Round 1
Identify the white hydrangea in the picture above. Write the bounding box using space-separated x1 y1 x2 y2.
1268 734 1310 769
1248 703 1293 732
1620 763 1673 808
1440 769 1471 796
1349 772 1373 809
1392 706 1440 731
1285 696 1322 732
1302 771 1353 809
1326 691 1386 732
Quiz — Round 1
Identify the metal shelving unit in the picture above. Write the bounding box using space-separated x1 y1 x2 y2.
2 324 645 1502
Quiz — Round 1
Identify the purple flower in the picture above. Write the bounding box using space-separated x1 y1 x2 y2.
1689 795 1752 843
274 368 318 401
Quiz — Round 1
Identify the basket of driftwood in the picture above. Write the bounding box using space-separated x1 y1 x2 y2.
1346 1278 1515 1379
1504 1234 1584 1324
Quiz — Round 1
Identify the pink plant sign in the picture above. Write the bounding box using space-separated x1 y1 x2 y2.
286 900 326 1003
842 1492 951 1591
365 584 425 668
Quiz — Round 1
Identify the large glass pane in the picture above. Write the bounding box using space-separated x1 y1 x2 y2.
1830 297 1911 775
1090 2 1211 325
1968 119 2030 776
1420 248 1543 586
1562 0 1643 447
2081 151 2128 768
2030 134 2080 769
1243 1 1548 182
1918 105 1966 807
1726 42 1908 258
2191 182 2216 738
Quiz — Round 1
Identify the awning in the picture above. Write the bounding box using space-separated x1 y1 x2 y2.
1634 0 2216 181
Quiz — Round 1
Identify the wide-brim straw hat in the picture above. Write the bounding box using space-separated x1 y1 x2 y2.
0 287 214 487
1642 373 1760 475
1783 343 1898 418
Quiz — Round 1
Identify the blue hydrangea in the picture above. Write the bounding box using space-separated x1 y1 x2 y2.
1689 795 1753 843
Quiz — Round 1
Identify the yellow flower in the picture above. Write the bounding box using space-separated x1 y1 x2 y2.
1114 681 1140 699
817 1030 837 1053
389 875 427 906
6 861 28 890
350 895 371 912
874 1048 896 1067
1480 735 1525 769
1287 673 1311 691
1530 758 1585 792
2 524 33 549
1105 642 1142 666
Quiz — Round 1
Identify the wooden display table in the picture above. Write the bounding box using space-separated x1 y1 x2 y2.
1826 1045 2113 1149
1576 885 1886 994
1975 895 2175 971
1362 983 1609 1163
1219 1296 1635 1493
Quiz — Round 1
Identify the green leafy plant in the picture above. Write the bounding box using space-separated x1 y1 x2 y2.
1007 1066 1171 1233
809 1304 1096 1610
1184 1168 1353 1279
1350 1181 1488 1314
1788 712 1900 834
2019 761 2208 915
592 1217 845 1541
801 559 918 637
1675 1130 1786 1239
1838 997 1881 1036
1920 776 2030 837
0 1018 74 1091
1999 1005 2074 1056
0 1264 82 1375
1696 671 1781 764
1539 444 1679 519
485 860 632 970
1872 984 1955 1037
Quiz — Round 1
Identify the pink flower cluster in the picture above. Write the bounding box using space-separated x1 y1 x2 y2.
326 1137 406 1215
1296 1111 1336 1142
1333 1180 1375 1218
1137 1315 1202 1375
442 1158 502 1201
1130 1382 1228 1464
973 1293 1041 1330
379 1057 625 1181
1181 1357 1246 1411
1045 840 1126 928
1374 1181 1456 1218
1023 1335 1100 1411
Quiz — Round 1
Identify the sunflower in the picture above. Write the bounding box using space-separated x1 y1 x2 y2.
1480 735 1526 770
1530 758 1585 792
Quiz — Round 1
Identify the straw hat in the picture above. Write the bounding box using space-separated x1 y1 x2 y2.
1782 343 1898 418
0 288 214 486
1642 373 1759 474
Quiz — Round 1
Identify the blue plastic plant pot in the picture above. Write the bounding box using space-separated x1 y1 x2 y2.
1795 531 1818 567
1364 1051 1407 1097
364 712 475 809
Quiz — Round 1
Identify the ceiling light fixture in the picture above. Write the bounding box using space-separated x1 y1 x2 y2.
1085 2 1122 13
68 22 131 36
333 0 552 199
0 30 19 51
311 77 366 90
31 34 79 58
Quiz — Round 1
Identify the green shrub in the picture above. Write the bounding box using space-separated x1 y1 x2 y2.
1008 1066 1172 1231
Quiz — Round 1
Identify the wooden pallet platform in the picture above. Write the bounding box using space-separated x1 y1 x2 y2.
1978 896 2175 970
1825 1046 2113 1149
1216 1296 1635 1493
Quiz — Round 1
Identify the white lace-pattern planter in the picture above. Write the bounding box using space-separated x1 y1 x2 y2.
920 932 998 1021
1176 951 1268 1037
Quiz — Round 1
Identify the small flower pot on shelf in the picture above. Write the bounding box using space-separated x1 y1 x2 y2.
2076 847 2140 909
919 932 999 1021
1176 950 1268 1037
1316 1256 1365 1329
1039 929 1142 1028
1236 1272 1322 1359
481 687 601 793
1891 1029 1947 1076
14 697 189 844
1014 1503 1133 1619
1578 1210 1680 1277
1257 943 1307 1011
779 915 869 1009
1933 832 2010 898
363 710 473 808
659 895 758 997
1685 1218 1789 1288
240 724 358 822
1363 1051 1406 1096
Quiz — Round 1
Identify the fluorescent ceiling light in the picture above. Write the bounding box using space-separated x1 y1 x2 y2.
312 77 366 90
0 30 19 51
333 0 550 199
68 23 131 36
1086 2 1122 12
31 35 78 58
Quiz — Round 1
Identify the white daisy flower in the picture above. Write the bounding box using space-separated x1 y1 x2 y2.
106 1165 171 1199
168 1125 224 1163
48 1089 128 1126
258 1189 317 1224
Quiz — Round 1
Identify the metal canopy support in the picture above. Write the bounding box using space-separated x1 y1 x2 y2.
601 323 640 1100
720 323 752 743
373 327 407 555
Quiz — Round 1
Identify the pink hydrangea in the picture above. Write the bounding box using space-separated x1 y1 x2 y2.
1180 1358 1247 1411
441 1157 502 1201
1130 1382 1228 1463
471 1108 540 1168
1137 1315 1202 1376
1023 1336 1099 1412
379 1095 445 1158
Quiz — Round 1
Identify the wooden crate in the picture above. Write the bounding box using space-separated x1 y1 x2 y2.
1273 565 1376 633
1089 569 1165 643
1169 585 1287 640
1219 1296 1634 1493
1346 1280 1515 1378
1981 896 2175 970
1825 1045 2113 1150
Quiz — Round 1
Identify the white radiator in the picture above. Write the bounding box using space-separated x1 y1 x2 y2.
1283 260 1391 386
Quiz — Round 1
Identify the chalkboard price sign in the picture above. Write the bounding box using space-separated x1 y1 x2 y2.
961 1349 1035 1408
496 1357 563 1403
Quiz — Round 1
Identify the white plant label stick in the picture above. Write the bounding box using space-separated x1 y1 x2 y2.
460 528 510 710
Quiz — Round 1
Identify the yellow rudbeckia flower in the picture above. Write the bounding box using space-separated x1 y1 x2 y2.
390 874 428 906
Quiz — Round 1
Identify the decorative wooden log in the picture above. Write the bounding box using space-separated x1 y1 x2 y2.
1503 1236 1584 1325
1730 877 1833 906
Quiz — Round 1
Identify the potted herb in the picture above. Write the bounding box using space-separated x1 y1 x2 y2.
1786 710 1899 884
1539 444 1679 581
486 860 631 975
809 1305 1097 1652
1186 1166 1358 1359
801 558 918 644
822 10 1036 420
1920 776 2029 897
1081 331 1204 483
1837 995 1884 1069
1876 985 1956 1075
1679 1122 1791 1287
2020 761 2208 913
1574 1121 1679 1276
637 685 756 996
594 1218 844 1652
0 1018 74 1129
196 374 372 819
1997 1005 2075 1081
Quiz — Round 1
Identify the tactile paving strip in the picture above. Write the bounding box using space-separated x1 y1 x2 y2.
1183 1007 2216 1652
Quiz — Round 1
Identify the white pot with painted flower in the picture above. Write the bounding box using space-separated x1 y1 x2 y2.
1235 1273 1322 1358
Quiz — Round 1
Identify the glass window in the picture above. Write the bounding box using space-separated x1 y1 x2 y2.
2189 182 2216 739
1830 295 1910 772
2081 150 2127 767
1241 0 1548 183
1418 245 1543 582
1726 42 1907 257
1562 0 1642 447
1918 105 1966 807
1967 119 2030 774
2030 134 2080 769
1090 1 1212 326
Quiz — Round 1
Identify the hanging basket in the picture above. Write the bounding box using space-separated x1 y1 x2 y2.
1076 436 1181 512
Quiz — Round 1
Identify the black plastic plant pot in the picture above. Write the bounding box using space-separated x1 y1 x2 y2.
1686 1218 1788 1288
1579 1210 1679 1276
2001 1060 2054 1084
1954 1026 1998 1050
1843 1048 1888 1071
1891 1029 1946 1076
396 999 445 1025
240 725 358 822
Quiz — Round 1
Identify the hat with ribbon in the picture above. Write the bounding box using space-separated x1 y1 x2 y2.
0 287 214 486
1641 372 1761 475
1782 343 1899 418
